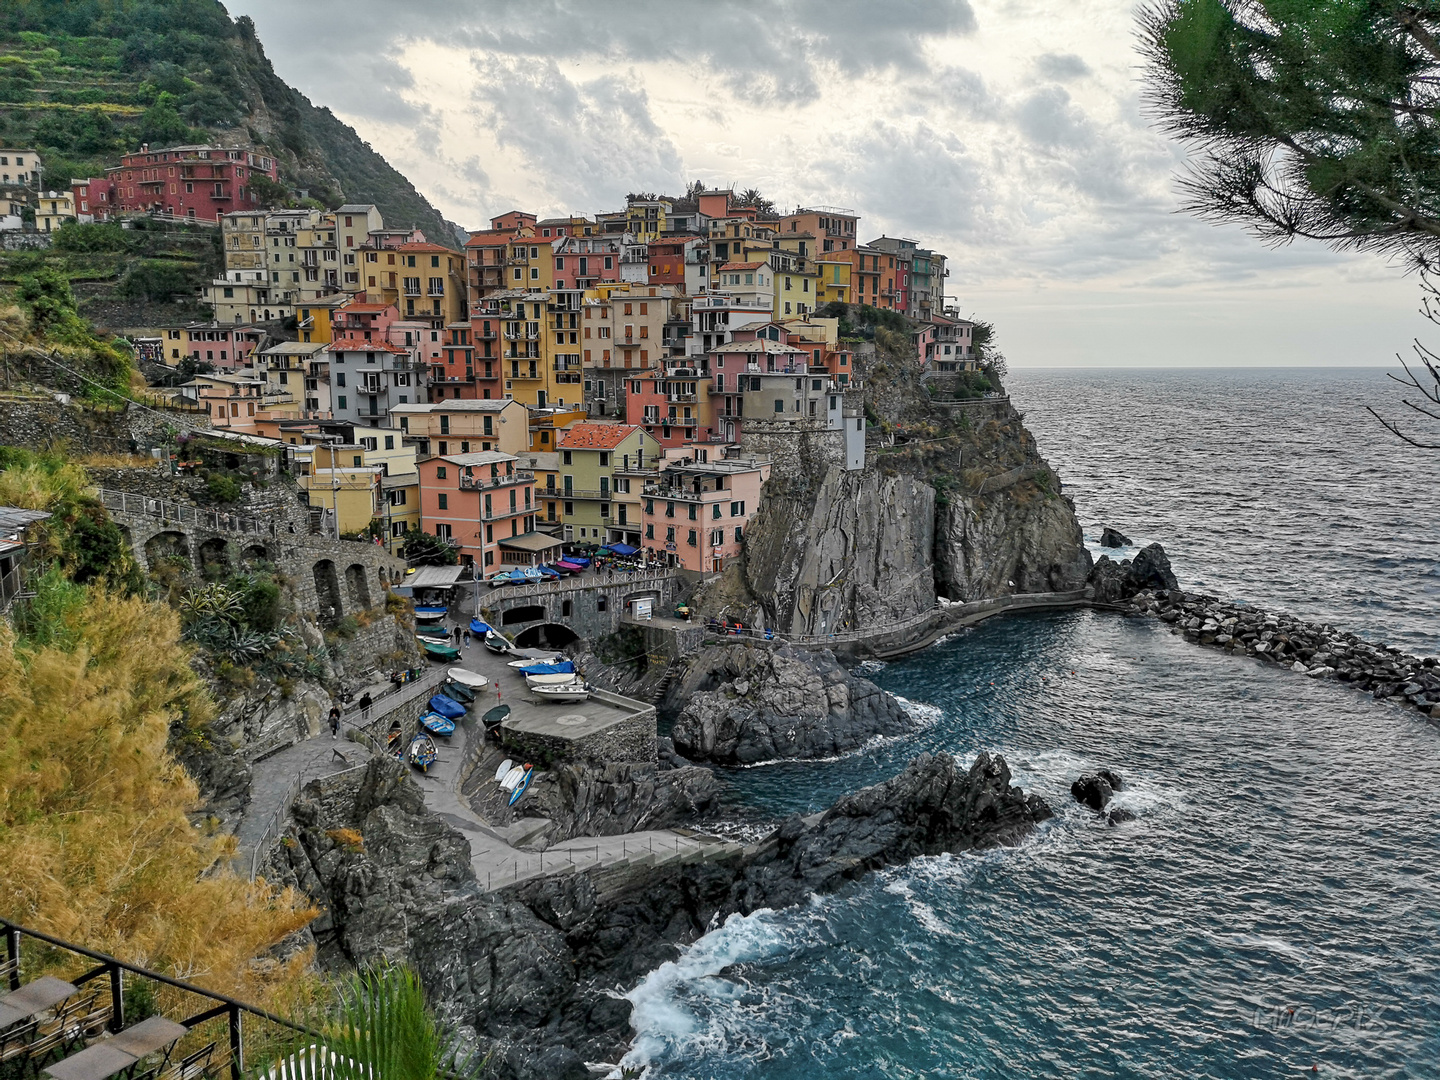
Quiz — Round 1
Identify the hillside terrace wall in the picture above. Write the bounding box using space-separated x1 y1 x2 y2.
739 417 847 481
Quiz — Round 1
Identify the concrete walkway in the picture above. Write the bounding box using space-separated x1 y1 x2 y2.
235 621 739 890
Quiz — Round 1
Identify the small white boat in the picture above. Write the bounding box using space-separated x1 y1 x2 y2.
531 682 591 703
507 655 565 668
500 765 526 791
494 757 514 782
525 672 582 687
448 667 489 689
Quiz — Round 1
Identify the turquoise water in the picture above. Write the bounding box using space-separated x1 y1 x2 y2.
627 613 1440 1077
622 370 1440 1078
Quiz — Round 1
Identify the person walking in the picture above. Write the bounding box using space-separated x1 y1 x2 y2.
463 627 471 648
329 705 341 740
358 692 372 720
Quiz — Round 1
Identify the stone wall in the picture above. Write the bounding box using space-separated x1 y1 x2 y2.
501 700 657 767
739 417 846 482
327 613 421 681
480 572 682 645
0 391 211 453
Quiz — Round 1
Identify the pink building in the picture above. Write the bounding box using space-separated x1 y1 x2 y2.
640 456 770 574
417 451 554 572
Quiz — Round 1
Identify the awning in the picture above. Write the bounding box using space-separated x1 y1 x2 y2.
403 564 467 589
609 542 639 556
498 532 564 554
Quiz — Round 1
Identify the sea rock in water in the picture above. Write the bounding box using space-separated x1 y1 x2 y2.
668 644 913 765
1071 773 1115 811
1107 808 1136 826
1099 526 1131 548
1087 542 1179 602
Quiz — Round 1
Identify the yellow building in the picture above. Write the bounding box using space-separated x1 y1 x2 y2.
296 295 346 345
296 214 340 299
37 190 74 232
299 459 381 538
529 406 587 452
336 204 384 292
770 246 820 320
815 257 852 306
625 198 670 241
388 398 531 457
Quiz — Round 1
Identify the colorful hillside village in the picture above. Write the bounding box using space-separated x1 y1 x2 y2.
45 144 984 576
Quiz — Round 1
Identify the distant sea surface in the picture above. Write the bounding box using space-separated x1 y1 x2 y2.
619 367 1440 1079
1010 367 1440 654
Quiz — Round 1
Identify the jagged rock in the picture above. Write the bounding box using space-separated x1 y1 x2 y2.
1087 543 1179 603
1107 808 1136 826
1099 526 1131 548
1071 773 1114 811
667 644 912 764
280 750 1050 1078
168 720 252 829
934 485 1093 600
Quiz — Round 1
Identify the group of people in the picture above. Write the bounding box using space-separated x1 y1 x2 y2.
327 691 373 740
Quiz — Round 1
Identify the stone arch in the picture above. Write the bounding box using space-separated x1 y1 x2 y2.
198 537 231 575
500 603 546 626
313 559 343 623
513 623 580 649
145 529 191 567
344 563 372 610
239 543 270 569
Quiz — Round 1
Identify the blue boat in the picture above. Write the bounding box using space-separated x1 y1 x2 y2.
518 660 576 676
414 605 448 621
428 694 466 719
470 617 491 635
419 712 455 737
508 764 534 806
517 566 543 584
536 565 561 581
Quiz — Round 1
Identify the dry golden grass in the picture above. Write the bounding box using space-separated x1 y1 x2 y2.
69 452 158 469
0 586 317 1004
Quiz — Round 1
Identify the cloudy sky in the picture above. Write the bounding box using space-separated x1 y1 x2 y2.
229 0 1427 368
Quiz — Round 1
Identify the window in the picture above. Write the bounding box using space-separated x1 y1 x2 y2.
436 466 447 479
437 493 448 510
599 451 610 466
435 524 452 539
712 503 723 519
337 395 346 409
687 529 697 547
731 501 745 516
645 523 654 539
597 595 607 612
562 450 572 465
735 526 743 543
774 398 784 413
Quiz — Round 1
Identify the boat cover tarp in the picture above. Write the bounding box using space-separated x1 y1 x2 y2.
428 694 466 719
470 618 491 634
518 660 576 675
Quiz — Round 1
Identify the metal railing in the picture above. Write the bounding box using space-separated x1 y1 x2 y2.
458 470 535 490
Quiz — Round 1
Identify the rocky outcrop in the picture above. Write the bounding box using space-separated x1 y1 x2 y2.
933 484 1093 600
1100 526 1131 548
666 643 912 764
1087 543 1179 603
168 719 252 830
278 750 1050 1079
1071 769 1123 812
736 468 938 634
464 757 724 846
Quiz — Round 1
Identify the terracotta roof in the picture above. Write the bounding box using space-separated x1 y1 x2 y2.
325 340 409 354
558 422 639 450
465 229 519 247
719 261 765 271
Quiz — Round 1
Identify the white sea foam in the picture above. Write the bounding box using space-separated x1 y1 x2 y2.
618 908 797 1074
854 659 888 676
893 695 943 729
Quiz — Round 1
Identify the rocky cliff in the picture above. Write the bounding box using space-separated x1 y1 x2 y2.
699 338 1091 634
276 751 1051 1078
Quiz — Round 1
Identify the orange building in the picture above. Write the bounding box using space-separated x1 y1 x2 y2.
416 451 551 572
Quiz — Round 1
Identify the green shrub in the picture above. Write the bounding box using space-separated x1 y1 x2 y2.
206 472 241 503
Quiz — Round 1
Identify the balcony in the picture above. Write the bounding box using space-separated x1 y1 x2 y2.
559 488 612 501
508 369 544 381
459 469 535 490
553 359 582 371
360 381 383 394
475 328 498 339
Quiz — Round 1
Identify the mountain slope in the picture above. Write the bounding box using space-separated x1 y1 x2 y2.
0 0 460 244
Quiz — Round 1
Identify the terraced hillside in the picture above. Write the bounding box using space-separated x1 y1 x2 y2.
0 1 460 244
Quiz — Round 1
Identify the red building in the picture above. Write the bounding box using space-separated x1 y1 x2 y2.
416 451 551 572
84 144 279 223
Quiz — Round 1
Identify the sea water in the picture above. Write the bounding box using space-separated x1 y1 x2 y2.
622 369 1440 1078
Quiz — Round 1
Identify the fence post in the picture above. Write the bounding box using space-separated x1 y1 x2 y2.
108 963 125 1034
228 1005 243 1080
4 925 19 991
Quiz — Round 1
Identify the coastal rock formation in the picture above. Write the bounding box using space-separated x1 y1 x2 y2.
465 757 724 845
666 643 912 764
933 485 1093 600
1122 588 1440 716
1071 770 1123 812
277 751 1050 1078
1100 526 1131 548
1088 543 1179 603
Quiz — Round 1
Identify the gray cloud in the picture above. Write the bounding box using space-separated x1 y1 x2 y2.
1034 52 1092 81
470 57 686 211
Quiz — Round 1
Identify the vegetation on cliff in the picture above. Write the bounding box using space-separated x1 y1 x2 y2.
0 452 316 1004
0 1 458 242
